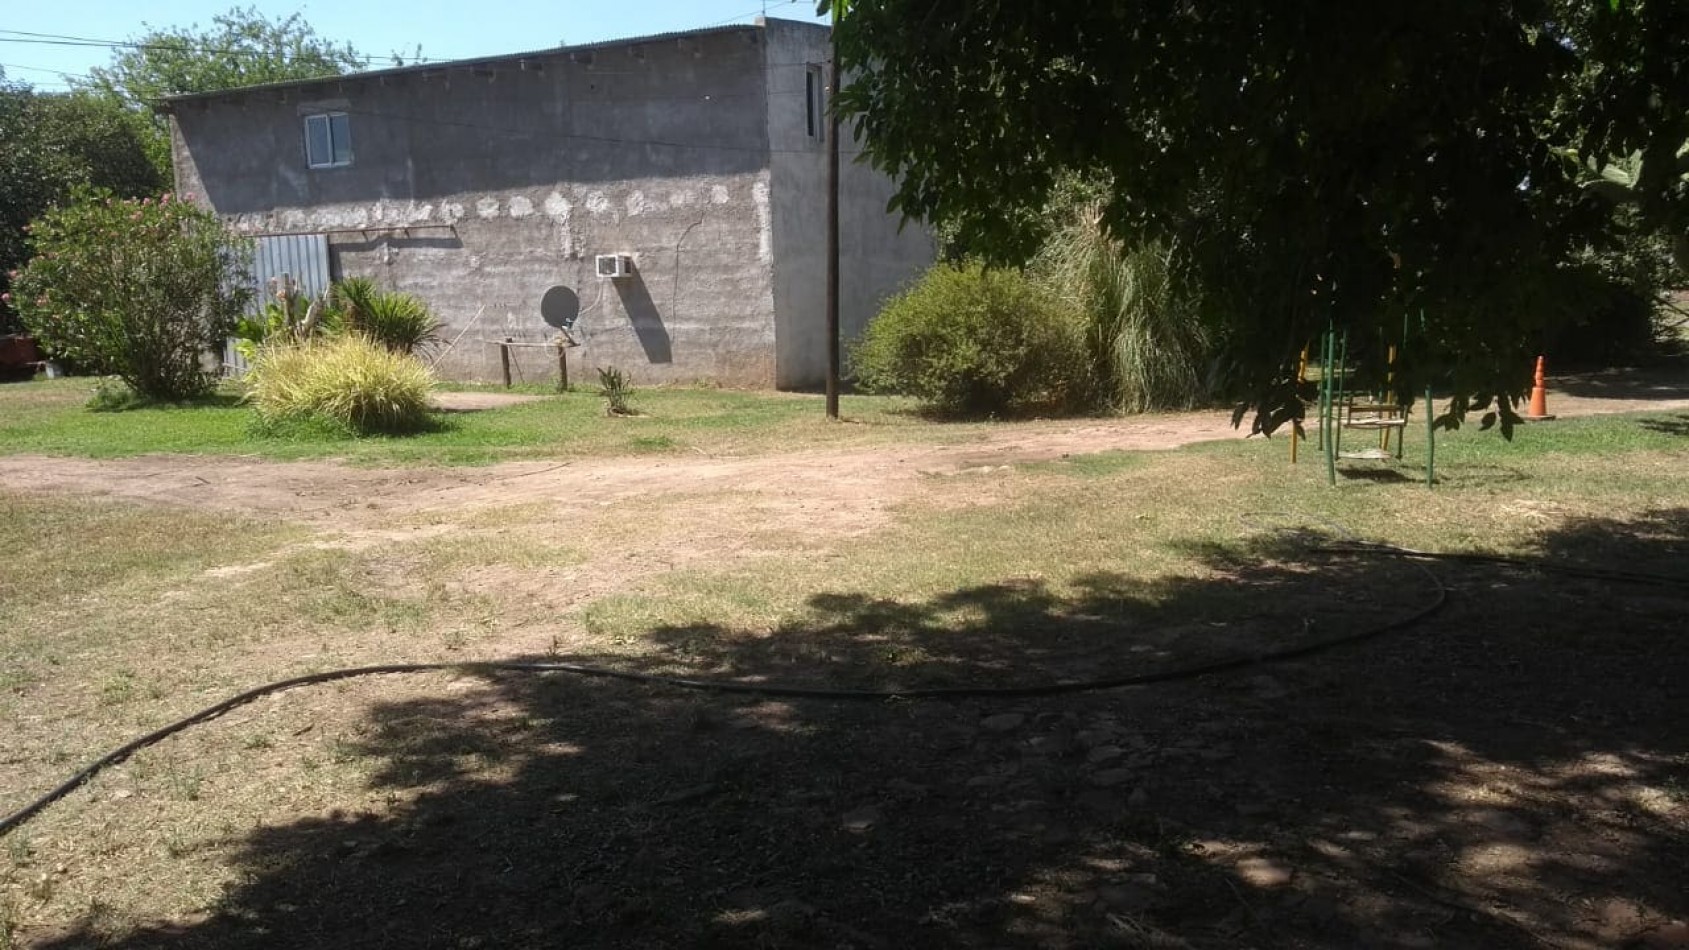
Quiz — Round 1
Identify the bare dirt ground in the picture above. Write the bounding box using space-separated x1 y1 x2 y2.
3 388 1686 950
430 391 546 412
0 411 1244 533
3 369 1678 533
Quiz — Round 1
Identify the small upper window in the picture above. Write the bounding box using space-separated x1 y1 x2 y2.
305 112 352 168
805 65 824 140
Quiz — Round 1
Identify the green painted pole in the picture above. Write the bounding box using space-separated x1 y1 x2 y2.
1426 383 1436 488
1333 329 1349 466
1324 328 1337 486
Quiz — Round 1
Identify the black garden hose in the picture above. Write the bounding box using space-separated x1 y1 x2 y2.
8 530 1686 839
2 547 1450 839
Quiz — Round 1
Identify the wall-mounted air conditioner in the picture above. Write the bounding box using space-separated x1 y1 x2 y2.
595 254 632 279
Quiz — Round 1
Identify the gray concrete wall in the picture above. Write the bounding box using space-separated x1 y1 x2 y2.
761 19 936 390
171 28 778 385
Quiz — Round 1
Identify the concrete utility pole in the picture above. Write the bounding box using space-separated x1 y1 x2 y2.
824 22 842 420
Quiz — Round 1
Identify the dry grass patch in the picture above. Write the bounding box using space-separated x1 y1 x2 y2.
0 409 1685 948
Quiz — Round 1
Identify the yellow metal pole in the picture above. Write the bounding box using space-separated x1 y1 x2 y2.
1292 345 1308 464
1381 344 1397 452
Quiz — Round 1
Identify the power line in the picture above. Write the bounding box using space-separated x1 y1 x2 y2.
0 64 79 89
0 61 94 86
0 24 828 92
0 61 84 76
3 53 830 100
0 28 445 65
0 8 823 68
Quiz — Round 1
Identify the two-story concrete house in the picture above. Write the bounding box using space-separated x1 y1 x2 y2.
160 18 933 387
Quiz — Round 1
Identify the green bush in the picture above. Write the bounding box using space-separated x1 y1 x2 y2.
10 188 250 400
1037 205 1212 412
246 334 435 435
85 377 147 412
332 277 440 355
1 84 165 336
852 262 1089 417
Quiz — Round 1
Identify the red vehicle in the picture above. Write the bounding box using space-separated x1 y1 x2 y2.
0 333 42 382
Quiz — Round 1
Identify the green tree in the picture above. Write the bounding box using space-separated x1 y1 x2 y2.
83 6 373 178
12 189 252 399
823 0 1689 433
88 6 367 104
1 75 164 334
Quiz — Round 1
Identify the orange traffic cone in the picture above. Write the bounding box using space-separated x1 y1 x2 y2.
1526 355 1556 421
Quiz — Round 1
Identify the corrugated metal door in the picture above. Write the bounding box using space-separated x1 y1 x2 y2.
224 233 332 376
253 233 332 303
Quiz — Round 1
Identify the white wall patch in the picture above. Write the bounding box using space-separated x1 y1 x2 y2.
752 180 772 262
544 192 576 258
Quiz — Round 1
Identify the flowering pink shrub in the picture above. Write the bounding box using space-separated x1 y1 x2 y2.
12 187 252 399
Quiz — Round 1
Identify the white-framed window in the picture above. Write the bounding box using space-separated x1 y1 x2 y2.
304 112 352 169
805 64 825 140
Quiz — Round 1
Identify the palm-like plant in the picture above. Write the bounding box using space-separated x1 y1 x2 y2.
329 277 441 355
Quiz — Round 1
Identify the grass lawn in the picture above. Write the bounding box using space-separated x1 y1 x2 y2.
1 397 1686 948
0 378 959 465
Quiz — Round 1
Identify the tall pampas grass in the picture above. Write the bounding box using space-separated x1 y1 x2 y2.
1038 204 1211 413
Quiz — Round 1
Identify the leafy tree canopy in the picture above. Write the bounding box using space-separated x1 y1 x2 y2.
82 6 375 179
86 6 369 107
13 188 252 398
822 0 1689 432
1 76 164 332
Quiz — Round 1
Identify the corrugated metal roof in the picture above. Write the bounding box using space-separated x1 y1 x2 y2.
155 18 815 110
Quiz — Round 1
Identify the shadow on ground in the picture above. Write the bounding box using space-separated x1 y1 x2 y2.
1556 358 1689 401
36 514 1689 949
1640 414 1689 437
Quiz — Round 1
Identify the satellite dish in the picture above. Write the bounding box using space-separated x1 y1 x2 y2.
540 285 580 331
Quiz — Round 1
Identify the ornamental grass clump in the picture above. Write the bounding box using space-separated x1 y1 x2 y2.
247 334 435 436
1036 203 1212 413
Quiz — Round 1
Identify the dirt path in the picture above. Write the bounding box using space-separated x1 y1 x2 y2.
0 411 1244 530
4 372 1682 531
2 374 1682 535
430 391 545 412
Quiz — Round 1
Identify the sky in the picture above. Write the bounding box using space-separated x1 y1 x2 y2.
0 0 827 90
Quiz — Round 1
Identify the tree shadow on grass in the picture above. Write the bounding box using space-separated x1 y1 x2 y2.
35 513 1689 949
86 390 248 413
1640 413 1689 437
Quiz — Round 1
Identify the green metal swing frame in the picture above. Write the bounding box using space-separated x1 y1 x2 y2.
1305 320 1436 488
